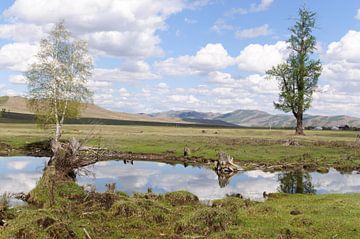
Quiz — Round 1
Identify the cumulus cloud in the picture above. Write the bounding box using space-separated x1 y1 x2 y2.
155 43 235 76
235 24 272 39
326 30 360 63
0 42 38 71
322 30 360 92
0 23 48 42
2 0 196 58
93 60 160 82
207 71 236 84
236 41 289 74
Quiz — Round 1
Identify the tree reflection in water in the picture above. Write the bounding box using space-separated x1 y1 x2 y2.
278 170 316 194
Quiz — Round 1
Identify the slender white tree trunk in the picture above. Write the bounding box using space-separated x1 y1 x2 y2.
55 122 62 142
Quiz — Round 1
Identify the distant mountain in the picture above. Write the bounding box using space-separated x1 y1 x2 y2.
151 109 360 128
150 110 221 120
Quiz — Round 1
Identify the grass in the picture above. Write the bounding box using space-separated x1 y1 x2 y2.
1 184 360 238
1 123 360 170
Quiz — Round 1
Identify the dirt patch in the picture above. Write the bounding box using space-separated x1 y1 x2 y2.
22 140 52 157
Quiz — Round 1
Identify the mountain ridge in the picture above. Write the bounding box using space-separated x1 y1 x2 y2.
151 109 360 128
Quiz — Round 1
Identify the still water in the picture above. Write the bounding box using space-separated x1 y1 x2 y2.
1 156 360 201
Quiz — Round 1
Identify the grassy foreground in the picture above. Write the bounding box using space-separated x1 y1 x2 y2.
1 177 360 239
1 123 360 170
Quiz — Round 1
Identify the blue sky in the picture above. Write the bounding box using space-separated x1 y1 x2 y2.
0 0 360 116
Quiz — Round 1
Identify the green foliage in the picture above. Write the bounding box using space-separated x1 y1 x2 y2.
267 8 322 134
25 21 93 140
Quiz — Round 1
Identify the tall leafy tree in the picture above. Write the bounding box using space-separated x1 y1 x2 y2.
26 21 93 142
266 8 322 135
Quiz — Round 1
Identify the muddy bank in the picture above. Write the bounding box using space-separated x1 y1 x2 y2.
1 140 359 173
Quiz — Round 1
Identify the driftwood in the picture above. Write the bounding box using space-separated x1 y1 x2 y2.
215 152 242 187
48 137 102 177
216 152 242 173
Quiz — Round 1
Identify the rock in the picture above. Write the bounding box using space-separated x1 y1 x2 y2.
290 209 301 215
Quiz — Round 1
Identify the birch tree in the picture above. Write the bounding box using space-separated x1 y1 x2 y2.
26 21 93 142
266 8 322 135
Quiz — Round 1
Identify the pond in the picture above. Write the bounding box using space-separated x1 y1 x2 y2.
1 156 360 202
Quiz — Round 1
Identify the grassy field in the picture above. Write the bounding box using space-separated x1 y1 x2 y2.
1 123 360 170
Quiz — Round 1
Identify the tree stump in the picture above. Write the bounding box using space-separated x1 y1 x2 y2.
184 147 191 157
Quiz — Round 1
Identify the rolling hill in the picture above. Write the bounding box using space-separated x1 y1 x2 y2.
0 96 184 124
0 96 236 127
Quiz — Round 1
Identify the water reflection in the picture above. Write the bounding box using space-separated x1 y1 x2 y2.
278 171 316 194
77 160 360 201
0 156 47 195
1 157 360 202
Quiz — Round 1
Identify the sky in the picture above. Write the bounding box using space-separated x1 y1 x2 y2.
0 0 360 116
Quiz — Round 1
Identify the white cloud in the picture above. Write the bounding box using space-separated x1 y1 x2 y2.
168 94 200 104
250 0 274 13
236 41 289 74
8 75 27 85
326 30 360 63
0 23 47 42
355 9 360 20
93 60 160 82
155 43 235 76
322 30 360 92
235 24 272 39
211 19 234 33
207 71 236 84
184 17 197 24
0 42 38 71
2 0 198 58
226 0 274 16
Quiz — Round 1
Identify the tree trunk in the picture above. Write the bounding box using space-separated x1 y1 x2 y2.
55 123 62 142
295 114 304 135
